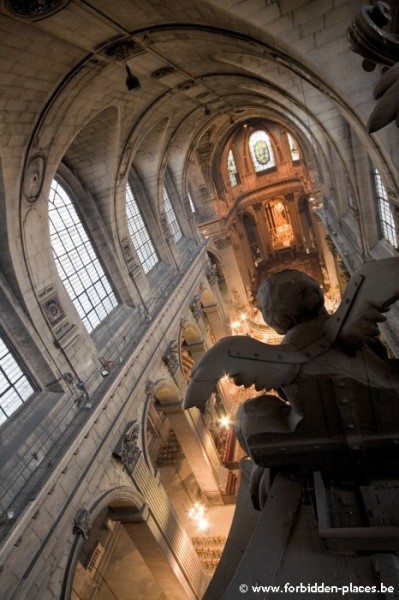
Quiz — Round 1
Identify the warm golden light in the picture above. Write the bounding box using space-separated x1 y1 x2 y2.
219 415 231 428
188 502 210 532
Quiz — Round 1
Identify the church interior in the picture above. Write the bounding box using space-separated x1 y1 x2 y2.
0 0 398 598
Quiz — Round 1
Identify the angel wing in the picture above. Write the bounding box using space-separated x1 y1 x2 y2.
184 336 302 413
324 257 399 346
184 258 399 413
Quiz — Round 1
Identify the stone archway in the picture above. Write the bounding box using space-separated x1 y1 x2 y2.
65 487 198 600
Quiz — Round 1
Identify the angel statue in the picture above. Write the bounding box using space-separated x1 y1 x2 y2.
184 258 399 503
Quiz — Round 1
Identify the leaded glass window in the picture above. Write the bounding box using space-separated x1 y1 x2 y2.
49 179 118 333
249 130 276 172
227 149 239 186
126 183 159 273
374 169 397 247
0 336 34 425
188 192 196 213
287 132 300 162
163 187 183 243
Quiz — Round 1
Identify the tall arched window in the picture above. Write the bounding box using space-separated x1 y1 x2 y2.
163 186 183 243
373 169 397 247
227 149 239 186
0 336 34 426
188 192 196 213
287 132 300 162
48 179 118 333
126 182 159 273
249 130 276 172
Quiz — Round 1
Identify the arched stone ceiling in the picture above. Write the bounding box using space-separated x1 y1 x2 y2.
0 0 387 197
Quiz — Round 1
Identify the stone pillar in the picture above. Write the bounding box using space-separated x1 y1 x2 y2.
185 340 206 363
124 513 197 600
285 193 302 251
297 195 314 253
315 218 340 291
215 236 249 313
253 202 273 258
158 398 224 503
112 422 208 599
202 304 229 341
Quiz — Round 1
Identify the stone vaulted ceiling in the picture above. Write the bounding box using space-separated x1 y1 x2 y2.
0 0 381 205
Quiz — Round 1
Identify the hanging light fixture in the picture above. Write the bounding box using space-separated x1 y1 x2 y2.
125 62 141 91
203 104 211 116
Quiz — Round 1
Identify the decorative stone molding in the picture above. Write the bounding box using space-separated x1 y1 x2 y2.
215 235 231 250
206 264 218 287
120 236 140 275
151 66 175 80
118 143 134 180
348 2 399 132
73 508 92 540
113 421 141 475
162 340 180 374
176 79 196 91
145 380 155 397
190 295 204 321
102 38 145 61
5 0 70 20
180 317 189 329
41 293 65 326
22 152 46 203
38 286 68 330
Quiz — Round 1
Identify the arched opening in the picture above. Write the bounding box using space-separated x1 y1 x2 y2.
68 492 194 600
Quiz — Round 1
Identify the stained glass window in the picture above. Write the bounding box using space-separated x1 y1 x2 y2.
163 187 183 243
249 130 276 172
287 132 300 162
374 169 397 247
227 149 239 186
126 183 159 273
49 179 118 333
0 336 34 425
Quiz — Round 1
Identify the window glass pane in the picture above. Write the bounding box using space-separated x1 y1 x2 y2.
287 132 300 162
374 169 397 247
163 186 183 243
49 180 118 333
0 335 34 423
227 149 239 186
188 192 196 213
125 183 159 274
249 130 276 172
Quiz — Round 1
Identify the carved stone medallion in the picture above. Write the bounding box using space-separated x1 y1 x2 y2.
22 153 46 203
41 293 65 326
5 0 70 20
